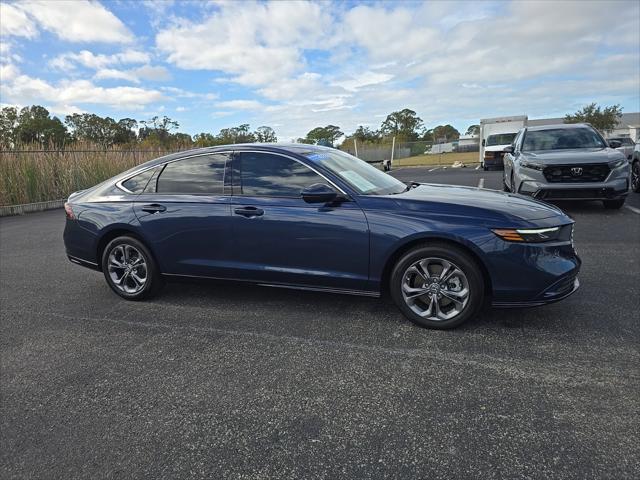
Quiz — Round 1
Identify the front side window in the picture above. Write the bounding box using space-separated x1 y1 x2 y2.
522 128 606 151
156 154 227 194
238 152 325 197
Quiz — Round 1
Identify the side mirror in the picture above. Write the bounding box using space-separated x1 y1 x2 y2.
608 140 622 149
503 145 514 153
301 183 340 204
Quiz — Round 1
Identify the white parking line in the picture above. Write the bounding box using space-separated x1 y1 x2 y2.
475 165 480 170
478 178 485 189
624 205 640 215
428 167 440 172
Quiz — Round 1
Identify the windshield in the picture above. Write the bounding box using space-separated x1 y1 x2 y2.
302 149 406 195
609 137 634 146
522 128 606 151
486 133 517 146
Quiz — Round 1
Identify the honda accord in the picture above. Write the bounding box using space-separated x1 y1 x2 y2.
64 144 580 329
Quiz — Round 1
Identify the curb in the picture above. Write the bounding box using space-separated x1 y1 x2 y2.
0 199 65 217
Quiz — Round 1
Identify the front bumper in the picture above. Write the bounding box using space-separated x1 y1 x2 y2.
492 276 579 307
516 163 630 200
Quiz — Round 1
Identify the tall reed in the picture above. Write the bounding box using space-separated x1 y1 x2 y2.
0 144 180 205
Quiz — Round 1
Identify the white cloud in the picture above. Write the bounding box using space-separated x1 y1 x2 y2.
155 0 334 86
49 50 151 71
93 65 171 84
1 74 164 109
0 2 38 38
216 99 263 110
17 0 133 43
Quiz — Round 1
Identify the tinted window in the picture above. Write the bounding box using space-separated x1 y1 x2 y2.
486 133 517 146
156 154 227 194
121 168 155 193
239 152 324 196
522 128 606 151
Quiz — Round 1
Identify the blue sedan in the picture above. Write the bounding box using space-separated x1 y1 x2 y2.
63 144 580 329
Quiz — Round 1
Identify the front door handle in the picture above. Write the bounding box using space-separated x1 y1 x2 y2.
141 203 166 213
234 206 264 217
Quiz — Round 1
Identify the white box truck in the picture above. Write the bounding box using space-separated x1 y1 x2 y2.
479 116 527 170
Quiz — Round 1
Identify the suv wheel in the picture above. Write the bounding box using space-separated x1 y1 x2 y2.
632 160 640 193
502 170 510 192
102 236 164 300
390 244 485 329
603 199 625 209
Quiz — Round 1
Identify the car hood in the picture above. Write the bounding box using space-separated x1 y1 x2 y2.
391 183 565 222
521 148 622 164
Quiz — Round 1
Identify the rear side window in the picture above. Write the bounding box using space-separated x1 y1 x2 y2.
238 152 324 197
156 154 228 194
121 168 156 194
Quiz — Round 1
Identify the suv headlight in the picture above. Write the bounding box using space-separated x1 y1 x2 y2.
609 159 627 169
520 161 545 171
492 226 562 243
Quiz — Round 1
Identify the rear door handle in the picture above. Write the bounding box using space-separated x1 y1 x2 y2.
234 206 264 217
141 203 166 213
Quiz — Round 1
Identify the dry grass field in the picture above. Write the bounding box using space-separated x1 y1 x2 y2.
393 151 479 167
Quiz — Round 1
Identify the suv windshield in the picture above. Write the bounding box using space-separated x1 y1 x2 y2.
486 133 517 146
302 149 406 195
522 128 606 151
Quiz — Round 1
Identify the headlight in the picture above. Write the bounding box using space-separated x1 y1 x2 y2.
520 161 545 171
609 159 627 169
492 226 562 243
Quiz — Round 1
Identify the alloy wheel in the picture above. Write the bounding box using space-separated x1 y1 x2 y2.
632 162 640 192
107 244 148 294
401 257 470 321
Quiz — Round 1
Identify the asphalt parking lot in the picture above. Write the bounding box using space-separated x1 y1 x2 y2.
1 167 639 479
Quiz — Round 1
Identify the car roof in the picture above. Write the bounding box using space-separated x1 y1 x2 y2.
138 143 333 170
525 123 594 132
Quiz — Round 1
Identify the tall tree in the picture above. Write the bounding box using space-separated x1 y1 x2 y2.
564 103 623 133
380 108 423 140
352 125 381 143
17 106 67 147
0 106 19 148
431 124 460 143
304 125 343 146
255 126 277 143
465 124 480 136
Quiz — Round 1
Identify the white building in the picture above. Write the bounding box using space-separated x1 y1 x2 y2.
527 112 640 140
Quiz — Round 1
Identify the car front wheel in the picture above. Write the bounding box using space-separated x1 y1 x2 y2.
390 244 485 329
101 236 164 300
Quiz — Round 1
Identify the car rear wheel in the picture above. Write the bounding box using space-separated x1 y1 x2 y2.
632 160 640 193
602 199 625 209
390 244 484 329
102 236 163 300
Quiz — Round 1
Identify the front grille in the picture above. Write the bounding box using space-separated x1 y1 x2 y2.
543 163 610 183
537 188 615 200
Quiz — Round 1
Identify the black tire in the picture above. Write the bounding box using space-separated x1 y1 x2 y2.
483 165 489 171
510 172 516 194
603 198 625 209
632 160 640 193
502 170 510 192
101 236 164 300
390 243 485 329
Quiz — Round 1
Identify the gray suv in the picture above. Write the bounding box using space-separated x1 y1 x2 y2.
502 123 630 209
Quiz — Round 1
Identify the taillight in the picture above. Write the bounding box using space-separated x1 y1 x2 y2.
484 152 494 159
64 202 76 220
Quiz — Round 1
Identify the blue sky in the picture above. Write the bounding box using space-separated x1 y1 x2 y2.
1 0 639 141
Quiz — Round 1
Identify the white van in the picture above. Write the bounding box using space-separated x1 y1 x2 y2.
479 116 527 170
